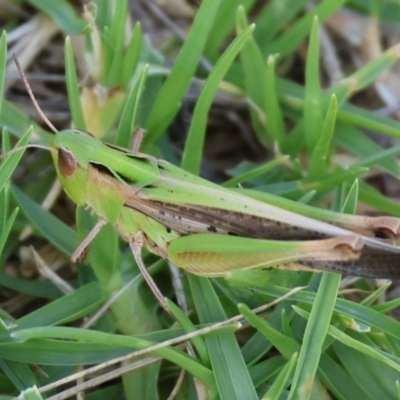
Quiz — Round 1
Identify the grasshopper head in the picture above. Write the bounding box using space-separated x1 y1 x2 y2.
50 129 100 206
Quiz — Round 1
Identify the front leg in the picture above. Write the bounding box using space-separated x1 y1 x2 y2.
129 231 169 312
71 218 108 263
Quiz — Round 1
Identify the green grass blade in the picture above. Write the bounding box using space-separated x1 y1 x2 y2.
0 127 32 193
0 208 18 257
65 36 86 131
12 326 216 388
263 352 298 400
237 7 267 144
28 0 87 34
359 181 400 217
304 17 323 153
11 185 79 256
18 385 44 400
266 0 345 56
104 0 127 86
165 298 209 366
0 101 50 140
252 286 400 341
144 0 221 146
308 95 337 178
253 0 308 45
181 24 254 174
222 156 289 187
121 22 142 89
17 282 105 328
188 274 258 399
0 31 6 114
0 359 38 393
319 354 374 400
334 123 400 177
204 0 242 60
115 65 148 148
239 304 299 359
265 54 285 147
288 274 341 400
327 42 400 106
341 180 358 214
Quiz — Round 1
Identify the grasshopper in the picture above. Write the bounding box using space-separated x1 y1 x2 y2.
7 56 400 305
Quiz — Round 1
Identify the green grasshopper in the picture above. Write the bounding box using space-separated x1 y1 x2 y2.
7 57 400 305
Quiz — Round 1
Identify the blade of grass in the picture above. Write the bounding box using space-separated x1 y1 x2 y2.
265 54 285 147
144 0 221 146
308 95 337 178
288 273 341 400
304 16 323 153
65 37 86 131
188 274 258 399
181 24 254 174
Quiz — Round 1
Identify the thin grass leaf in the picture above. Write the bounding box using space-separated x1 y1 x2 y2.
319 354 374 400
0 208 18 257
144 0 221 146
0 189 8 239
165 298 209 366
16 282 105 328
254 286 400 342
237 6 267 144
121 22 142 89
0 272 62 299
338 104 400 139
11 185 79 256
239 303 299 359
341 180 358 214
65 36 86 131
266 0 346 56
28 0 87 35
333 341 399 399
253 0 308 45
0 359 37 392
265 54 285 147
304 16 323 153
288 273 341 400
204 0 242 60
0 101 50 140
308 94 337 177
263 352 298 400
361 282 391 307
295 307 400 374
115 65 148 148
181 24 254 174
188 274 258 400
327 42 400 106
0 31 6 115
0 149 10 236
104 0 127 86
257 166 367 198
102 26 113 79
334 124 400 177
359 182 400 217
18 385 44 400
12 326 217 389
223 156 289 187
373 298 400 314
0 127 32 193
0 339 135 365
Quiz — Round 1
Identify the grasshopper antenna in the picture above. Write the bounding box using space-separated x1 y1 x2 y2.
12 54 58 134
0 143 52 160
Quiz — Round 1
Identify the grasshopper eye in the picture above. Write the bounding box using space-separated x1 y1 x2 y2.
58 147 77 178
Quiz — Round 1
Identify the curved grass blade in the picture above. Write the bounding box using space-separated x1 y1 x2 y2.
181 24 254 174
144 0 221 146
